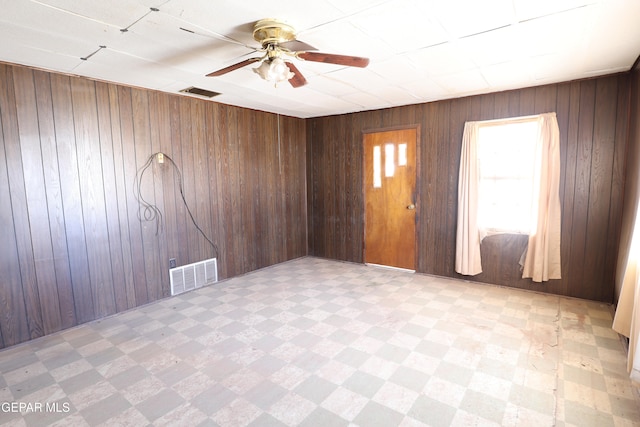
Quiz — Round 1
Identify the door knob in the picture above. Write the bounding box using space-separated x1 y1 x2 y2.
407 204 416 210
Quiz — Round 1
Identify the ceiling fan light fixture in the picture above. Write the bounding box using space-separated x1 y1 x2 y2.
253 57 294 83
206 18 368 89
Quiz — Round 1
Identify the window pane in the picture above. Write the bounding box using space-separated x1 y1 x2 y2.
477 120 538 235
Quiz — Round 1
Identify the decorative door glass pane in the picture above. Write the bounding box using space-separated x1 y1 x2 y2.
385 143 395 177
398 143 407 166
373 145 382 188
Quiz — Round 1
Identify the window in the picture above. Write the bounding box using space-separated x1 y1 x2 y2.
455 113 562 282
476 120 539 237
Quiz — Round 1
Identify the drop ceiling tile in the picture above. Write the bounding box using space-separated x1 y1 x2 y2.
296 21 391 62
304 75 361 97
350 0 449 53
480 60 534 89
73 48 178 89
125 11 244 53
330 67 391 92
582 38 640 74
97 31 176 62
528 52 585 82
106 21 251 75
430 69 489 94
399 78 448 102
513 0 597 22
431 0 515 39
406 41 476 76
369 56 426 82
158 0 258 46
0 0 124 46
33 0 154 28
581 0 640 73
293 88 368 112
0 43 83 73
0 21 97 60
514 5 596 58
457 25 521 67
374 85 423 105
340 91 391 109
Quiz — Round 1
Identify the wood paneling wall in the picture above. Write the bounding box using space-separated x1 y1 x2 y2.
0 63 307 349
615 63 640 304
308 74 630 302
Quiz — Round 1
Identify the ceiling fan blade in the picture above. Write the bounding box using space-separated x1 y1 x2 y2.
285 62 307 88
297 51 369 68
279 39 317 52
206 57 261 77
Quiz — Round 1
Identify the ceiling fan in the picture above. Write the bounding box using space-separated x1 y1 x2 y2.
205 18 370 88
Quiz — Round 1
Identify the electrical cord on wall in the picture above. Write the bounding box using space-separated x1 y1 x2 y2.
133 154 163 234
133 152 220 259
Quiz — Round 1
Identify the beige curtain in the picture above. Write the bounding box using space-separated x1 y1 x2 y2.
455 122 482 276
520 113 562 282
613 214 640 384
455 113 561 282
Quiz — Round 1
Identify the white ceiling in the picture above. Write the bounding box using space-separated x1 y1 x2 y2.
1 0 639 118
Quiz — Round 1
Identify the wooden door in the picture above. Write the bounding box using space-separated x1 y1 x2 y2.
364 128 417 270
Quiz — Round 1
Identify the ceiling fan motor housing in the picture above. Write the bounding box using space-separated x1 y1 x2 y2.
253 19 297 48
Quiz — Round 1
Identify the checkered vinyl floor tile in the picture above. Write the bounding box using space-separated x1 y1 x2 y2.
1 257 639 426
